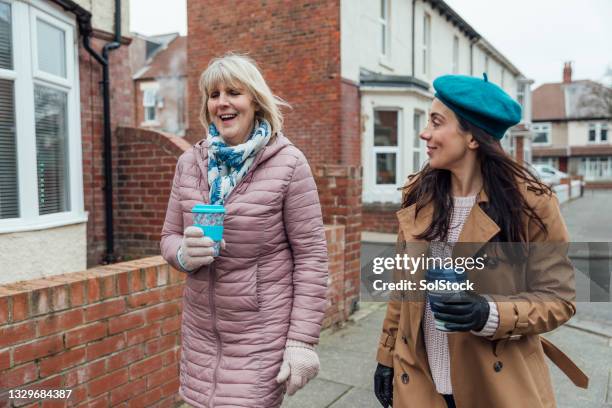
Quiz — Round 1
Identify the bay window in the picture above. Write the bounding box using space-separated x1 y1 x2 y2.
0 0 84 232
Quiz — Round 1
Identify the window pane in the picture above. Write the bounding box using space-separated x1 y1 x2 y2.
376 153 396 184
0 2 12 70
0 79 18 218
588 128 596 142
413 151 421 173
413 112 422 148
374 111 398 146
601 126 608 142
380 0 386 19
37 19 66 78
35 85 70 215
145 106 156 122
533 132 548 144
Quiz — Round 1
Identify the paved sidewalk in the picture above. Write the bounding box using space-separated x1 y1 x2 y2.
283 191 612 407
281 303 612 408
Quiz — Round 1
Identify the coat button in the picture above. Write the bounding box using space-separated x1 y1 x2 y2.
493 361 503 372
401 373 409 384
402 336 408 345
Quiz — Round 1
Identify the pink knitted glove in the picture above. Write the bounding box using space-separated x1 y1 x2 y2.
275 339 320 395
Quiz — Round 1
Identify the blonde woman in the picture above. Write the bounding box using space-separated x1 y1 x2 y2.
161 53 328 407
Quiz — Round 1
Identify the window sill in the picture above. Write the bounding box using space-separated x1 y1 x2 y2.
140 121 160 127
0 212 88 234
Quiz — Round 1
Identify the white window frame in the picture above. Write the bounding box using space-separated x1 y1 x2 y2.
140 82 159 125
362 107 403 204
579 157 612 181
411 110 426 172
587 122 609 144
422 12 430 77
143 88 157 123
452 35 459 74
373 109 401 187
0 0 85 233
531 122 552 146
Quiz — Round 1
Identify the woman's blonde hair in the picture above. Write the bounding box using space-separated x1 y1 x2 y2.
199 53 290 137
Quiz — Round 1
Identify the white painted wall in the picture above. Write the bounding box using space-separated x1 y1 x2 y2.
472 45 519 98
0 223 87 284
73 0 130 35
567 120 612 146
343 0 527 204
341 0 413 82
341 0 522 88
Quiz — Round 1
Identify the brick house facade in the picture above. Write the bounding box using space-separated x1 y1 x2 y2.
186 0 362 315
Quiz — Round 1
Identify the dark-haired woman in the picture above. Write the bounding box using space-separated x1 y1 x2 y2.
373 74 587 408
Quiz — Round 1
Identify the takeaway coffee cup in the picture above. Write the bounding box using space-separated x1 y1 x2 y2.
425 268 467 332
191 204 226 256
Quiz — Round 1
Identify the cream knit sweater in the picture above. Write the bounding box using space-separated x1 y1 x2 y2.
424 195 499 395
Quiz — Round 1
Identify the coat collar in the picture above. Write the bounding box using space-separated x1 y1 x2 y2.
192 133 293 203
396 186 498 245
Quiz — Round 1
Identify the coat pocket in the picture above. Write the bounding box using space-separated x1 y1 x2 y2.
213 261 260 312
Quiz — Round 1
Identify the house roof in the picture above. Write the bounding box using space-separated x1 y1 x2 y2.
532 80 610 121
133 36 186 80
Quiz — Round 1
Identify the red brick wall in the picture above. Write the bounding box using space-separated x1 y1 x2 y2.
80 35 135 267
115 127 191 260
0 238 347 406
322 225 346 328
341 79 361 167
186 0 364 316
186 0 342 166
314 165 362 316
362 203 400 234
514 135 524 165
0 257 184 407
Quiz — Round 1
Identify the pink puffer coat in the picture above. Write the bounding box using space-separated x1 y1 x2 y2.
160 134 329 408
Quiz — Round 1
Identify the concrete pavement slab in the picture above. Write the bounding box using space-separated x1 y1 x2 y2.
281 378 351 408
328 387 380 408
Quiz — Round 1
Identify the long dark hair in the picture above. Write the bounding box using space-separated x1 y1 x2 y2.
403 116 552 245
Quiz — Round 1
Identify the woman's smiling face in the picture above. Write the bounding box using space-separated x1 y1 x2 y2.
420 98 477 170
207 82 257 146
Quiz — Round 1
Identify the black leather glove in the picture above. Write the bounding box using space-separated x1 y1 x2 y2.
431 292 490 332
374 363 394 407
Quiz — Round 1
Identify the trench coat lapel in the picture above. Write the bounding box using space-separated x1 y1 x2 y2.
396 188 501 348
453 189 500 258
396 203 432 347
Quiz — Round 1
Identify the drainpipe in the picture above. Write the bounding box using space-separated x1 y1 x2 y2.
50 0 122 263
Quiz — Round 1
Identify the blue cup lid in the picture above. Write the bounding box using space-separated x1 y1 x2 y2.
192 204 226 214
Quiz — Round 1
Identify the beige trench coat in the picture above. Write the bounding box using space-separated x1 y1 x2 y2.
376 183 588 408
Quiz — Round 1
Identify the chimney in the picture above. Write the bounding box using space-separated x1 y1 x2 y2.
563 61 572 83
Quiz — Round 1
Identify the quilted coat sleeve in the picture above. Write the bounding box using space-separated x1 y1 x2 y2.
283 152 329 345
489 193 576 340
160 157 186 272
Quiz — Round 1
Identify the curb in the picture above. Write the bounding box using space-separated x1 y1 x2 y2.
566 317 612 338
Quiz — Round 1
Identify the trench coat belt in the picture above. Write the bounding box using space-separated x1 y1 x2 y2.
540 336 589 389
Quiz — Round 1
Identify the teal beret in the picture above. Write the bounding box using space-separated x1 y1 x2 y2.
433 74 522 140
